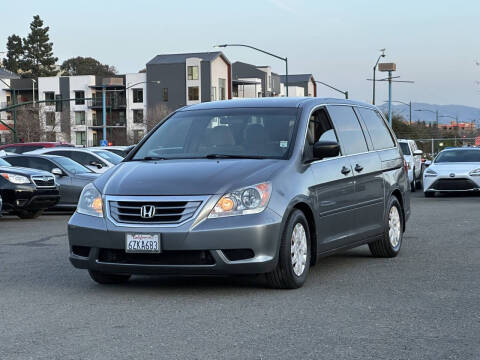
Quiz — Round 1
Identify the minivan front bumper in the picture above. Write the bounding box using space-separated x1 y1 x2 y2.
68 208 283 276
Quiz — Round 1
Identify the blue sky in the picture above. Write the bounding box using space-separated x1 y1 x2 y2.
1 0 479 107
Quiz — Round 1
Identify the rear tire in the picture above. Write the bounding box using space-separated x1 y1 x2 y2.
410 176 416 192
16 209 44 219
266 210 311 289
88 270 131 284
369 196 403 258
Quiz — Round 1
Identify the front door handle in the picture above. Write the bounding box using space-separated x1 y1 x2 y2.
355 164 364 172
341 166 351 175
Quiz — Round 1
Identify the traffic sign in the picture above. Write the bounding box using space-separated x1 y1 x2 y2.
100 139 108 147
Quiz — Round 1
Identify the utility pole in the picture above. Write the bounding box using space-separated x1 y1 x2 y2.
372 49 386 105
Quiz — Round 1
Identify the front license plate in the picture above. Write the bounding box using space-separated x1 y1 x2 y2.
125 234 161 253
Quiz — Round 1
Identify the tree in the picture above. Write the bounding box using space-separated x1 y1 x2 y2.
61 57 117 76
2 34 24 74
21 15 58 78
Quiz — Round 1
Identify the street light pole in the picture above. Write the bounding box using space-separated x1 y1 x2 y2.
372 49 386 105
314 80 349 99
214 44 289 96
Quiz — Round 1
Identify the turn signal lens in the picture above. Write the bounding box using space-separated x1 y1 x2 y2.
218 197 235 211
77 183 104 217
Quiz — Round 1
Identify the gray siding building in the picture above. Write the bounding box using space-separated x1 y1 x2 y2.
280 74 317 97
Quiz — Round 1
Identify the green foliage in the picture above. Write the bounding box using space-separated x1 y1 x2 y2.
21 15 58 77
2 34 23 73
61 57 116 76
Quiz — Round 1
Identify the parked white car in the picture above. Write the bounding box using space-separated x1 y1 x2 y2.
89 146 130 157
398 139 423 192
423 147 480 197
25 148 123 173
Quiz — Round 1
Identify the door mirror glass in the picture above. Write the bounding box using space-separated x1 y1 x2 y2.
51 168 64 177
413 149 423 156
312 140 340 160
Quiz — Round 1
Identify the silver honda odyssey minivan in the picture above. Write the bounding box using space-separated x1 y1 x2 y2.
68 98 410 289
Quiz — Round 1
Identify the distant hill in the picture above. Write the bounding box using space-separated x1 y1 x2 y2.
378 103 480 125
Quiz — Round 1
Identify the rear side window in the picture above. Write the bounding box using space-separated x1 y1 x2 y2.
357 108 395 150
326 106 368 155
4 156 29 167
26 157 56 172
399 142 411 155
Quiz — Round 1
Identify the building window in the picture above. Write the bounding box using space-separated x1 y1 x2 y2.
133 109 144 123
45 92 55 106
162 88 168 102
45 112 56 126
75 111 85 125
6 95 11 105
187 66 199 80
74 91 85 105
211 86 217 101
188 87 199 101
76 131 86 146
133 130 144 143
219 79 226 100
132 88 143 103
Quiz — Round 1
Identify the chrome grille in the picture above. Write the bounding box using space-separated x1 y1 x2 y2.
108 197 204 225
31 175 56 188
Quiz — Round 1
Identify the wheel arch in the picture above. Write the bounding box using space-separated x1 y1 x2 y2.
282 198 318 266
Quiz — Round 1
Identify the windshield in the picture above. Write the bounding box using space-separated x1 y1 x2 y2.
132 108 299 160
0 158 11 167
435 150 480 163
399 142 411 155
53 156 93 174
92 150 123 165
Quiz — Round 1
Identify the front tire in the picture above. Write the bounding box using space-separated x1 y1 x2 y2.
410 176 416 192
424 191 435 198
88 270 131 284
369 196 403 258
266 210 311 289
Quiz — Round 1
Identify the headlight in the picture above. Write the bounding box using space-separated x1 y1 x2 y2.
77 183 103 217
209 182 272 218
469 168 480 176
424 168 438 177
0 173 30 184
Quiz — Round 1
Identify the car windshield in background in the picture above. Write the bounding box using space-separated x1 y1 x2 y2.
435 150 480 163
132 108 299 160
52 156 93 174
0 158 11 167
92 150 123 165
399 142 411 155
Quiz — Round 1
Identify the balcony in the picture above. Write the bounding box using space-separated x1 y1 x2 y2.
90 116 126 128
88 94 126 110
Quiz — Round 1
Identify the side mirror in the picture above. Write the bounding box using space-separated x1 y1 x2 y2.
424 160 432 167
90 161 103 169
312 140 340 160
413 150 423 156
51 168 64 177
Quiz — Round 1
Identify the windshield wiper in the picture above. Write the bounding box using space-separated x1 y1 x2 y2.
205 154 267 159
131 156 167 161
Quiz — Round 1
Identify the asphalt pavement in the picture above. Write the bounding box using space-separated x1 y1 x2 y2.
0 193 479 359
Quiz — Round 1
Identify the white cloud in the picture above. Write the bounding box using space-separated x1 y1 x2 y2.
267 0 297 14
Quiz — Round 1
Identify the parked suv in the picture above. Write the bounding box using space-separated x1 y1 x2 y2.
0 157 60 218
398 139 423 191
68 98 410 288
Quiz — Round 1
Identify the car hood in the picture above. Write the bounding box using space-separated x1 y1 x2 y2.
74 173 100 181
0 165 53 177
429 162 480 174
97 159 283 196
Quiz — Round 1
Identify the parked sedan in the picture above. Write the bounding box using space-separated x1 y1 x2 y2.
0 157 60 218
423 148 480 197
398 139 423 192
0 142 74 154
26 148 123 173
3 154 99 208
90 146 130 158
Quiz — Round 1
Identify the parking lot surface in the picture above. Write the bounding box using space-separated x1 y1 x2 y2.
0 193 479 359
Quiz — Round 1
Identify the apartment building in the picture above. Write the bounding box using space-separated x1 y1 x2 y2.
280 74 317 97
36 73 147 146
232 62 281 98
146 52 231 111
